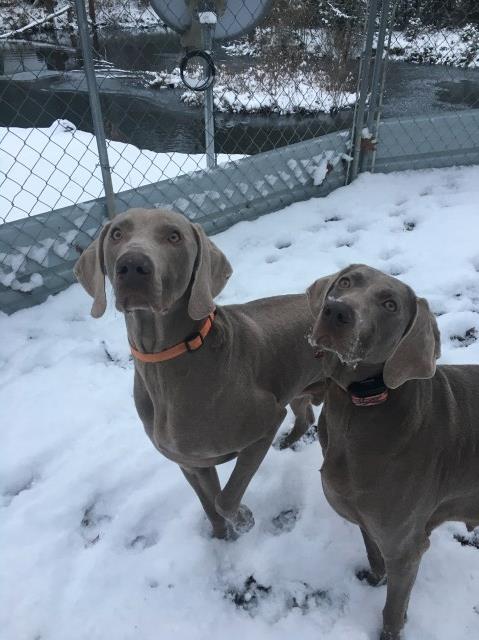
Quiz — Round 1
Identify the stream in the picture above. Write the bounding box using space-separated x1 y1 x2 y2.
1 29 479 155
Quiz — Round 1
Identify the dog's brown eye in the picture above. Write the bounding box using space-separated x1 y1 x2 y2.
383 300 397 312
338 277 350 289
111 228 122 241
168 231 181 244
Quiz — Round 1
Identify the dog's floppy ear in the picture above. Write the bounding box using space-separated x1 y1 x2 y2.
74 222 111 318
383 297 440 389
306 275 335 317
188 224 233 320
306 270 342 317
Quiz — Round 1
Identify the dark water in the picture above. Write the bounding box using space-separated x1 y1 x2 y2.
1 30 479 155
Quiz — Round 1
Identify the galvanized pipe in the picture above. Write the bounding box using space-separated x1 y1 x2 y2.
370 0 399 173
364 0 392 171
367 0 391 133
349 0 379 183
201 20 217 170
74 0 116 218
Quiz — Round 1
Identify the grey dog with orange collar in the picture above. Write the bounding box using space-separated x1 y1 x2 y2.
74 208 328 540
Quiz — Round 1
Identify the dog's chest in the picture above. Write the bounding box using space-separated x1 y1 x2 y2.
320 436 376 525
140 367 273 462
149 399 230 460
319 401 410 524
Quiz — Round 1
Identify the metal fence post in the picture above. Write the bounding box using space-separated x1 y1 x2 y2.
370 0 398 173
348 0 379 183
365 0 392 172
201 19 217 170
74 0 116 218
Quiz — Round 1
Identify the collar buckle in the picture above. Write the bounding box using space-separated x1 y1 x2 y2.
185 331 204 352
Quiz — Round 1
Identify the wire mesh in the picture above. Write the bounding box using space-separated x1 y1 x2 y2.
361 0 479 172
1 0 479 312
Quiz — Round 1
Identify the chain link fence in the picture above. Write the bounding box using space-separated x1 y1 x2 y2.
1 0 479 312
359 0 479 174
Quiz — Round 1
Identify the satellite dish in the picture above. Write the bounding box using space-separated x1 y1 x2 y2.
149 0 273 41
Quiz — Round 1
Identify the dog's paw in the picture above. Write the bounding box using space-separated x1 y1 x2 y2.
215 498 255 535
356 569 387 587
211 521 238 541
232 504 255 534
275 424 317 451
275 432 296 450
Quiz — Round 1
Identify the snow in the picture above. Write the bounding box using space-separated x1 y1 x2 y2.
2 164 479 640
95 0 161 28
1 122 243 224
0 0 161 41
149 66 357 115
389 25 479 68
224 24 479 69
199 12 218 25
222 28 330 58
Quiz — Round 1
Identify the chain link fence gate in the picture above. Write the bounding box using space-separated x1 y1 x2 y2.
1 0 479 313
352 0 479 176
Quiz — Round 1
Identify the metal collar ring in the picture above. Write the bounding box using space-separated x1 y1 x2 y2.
180 50 216 92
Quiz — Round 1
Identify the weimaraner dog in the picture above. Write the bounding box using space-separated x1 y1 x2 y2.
75 207 326 539
305 264 479 640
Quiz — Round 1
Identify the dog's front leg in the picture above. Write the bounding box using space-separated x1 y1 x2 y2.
181 466 230 539
215 412 285 534
357 528 386 587
380 537 429 639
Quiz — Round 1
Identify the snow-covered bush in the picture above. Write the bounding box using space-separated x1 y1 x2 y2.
390 23 479 67
148 62 356 115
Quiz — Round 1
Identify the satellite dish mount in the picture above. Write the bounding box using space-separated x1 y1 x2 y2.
149 0 273 169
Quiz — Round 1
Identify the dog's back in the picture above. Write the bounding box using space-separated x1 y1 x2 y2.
223 293 323 404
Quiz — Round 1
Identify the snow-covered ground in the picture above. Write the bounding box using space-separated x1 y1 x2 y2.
2 164 479 640
222 27 330 58
225 24 479 69
0 0 160 41
149 65 356 115
389 25 479 67
201 68 354 114
0 122 243 224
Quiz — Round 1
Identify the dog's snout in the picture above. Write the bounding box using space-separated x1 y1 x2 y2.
116 252 153 282
323 300 355 327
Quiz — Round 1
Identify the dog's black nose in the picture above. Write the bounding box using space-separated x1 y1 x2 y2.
116 252 153 285
323 300 355 326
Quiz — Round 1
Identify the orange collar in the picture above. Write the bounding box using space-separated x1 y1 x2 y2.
130 311 216 364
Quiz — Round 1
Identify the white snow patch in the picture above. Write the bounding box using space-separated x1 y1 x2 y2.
1 123 244 224
198 11 217 25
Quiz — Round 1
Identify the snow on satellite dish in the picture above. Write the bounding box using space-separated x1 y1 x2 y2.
149 0 273 41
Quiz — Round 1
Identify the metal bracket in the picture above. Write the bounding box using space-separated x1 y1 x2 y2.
361 137 377 152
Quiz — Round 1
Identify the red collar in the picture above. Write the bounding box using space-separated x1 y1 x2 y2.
350 389 389 407
348 375 389 407
130 311 216 364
